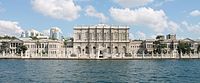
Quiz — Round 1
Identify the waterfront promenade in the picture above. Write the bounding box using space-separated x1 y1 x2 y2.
1 53 200 60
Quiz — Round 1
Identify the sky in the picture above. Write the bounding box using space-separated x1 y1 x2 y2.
0 0 200 40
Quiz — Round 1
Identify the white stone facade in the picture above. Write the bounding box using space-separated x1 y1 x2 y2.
1 24 200 59
23 39 66 58
73 24 129 58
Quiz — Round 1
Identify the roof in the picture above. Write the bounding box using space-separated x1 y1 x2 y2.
23 39 63 43
181 38 195 42
0 39 23 43
74 24 129 29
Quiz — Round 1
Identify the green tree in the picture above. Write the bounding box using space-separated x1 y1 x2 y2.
0 36 17 39
153 40 167 54
177 41 191 55
169 41 174 51
16 45 28 54
64 39 67 46
197 44 200 53
30 36 39 40
0 42 10 53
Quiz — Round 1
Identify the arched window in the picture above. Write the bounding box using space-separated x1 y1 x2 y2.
85 46 89 54
114 46 118 54
93 47 96 54
104 33 106 41
107 47 111 54
77 46 81 54
115 32 118 40
107 32 110 40
123 46 127 53
111 33 113 40
78 33 81 40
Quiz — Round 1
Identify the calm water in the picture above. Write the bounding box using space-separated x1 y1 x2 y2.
0 60 200 83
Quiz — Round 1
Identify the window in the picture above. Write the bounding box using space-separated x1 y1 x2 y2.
39 44 41 48
115 32 118 40
13 43 16 47
78 33 81 40
27 45 29 48
111 33 113 40
85 32 88 40
90 33 92 40
42 44 44 48
104 33 106 40
97 33 99 41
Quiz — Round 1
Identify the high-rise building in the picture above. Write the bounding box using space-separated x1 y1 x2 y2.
21 32 26 38
166 34 176 40
50 27 61 40
21 29 48 39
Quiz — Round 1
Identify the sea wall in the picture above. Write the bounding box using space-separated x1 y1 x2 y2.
0 52 200 60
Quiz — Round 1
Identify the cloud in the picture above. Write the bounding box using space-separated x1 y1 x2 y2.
31 0 81 21
85 5 108 22
42 29 50 36
74 0 91 2
168 21 179 33
0 20 24 36
109 7 179 33
154 0 174 7
135 31 146 40
150 33 164 39
114 0 153 8
43 27 63 37
150 35 156 39
51 27 62 33
129 32 134 39
190 10 200 17
182 21 200 33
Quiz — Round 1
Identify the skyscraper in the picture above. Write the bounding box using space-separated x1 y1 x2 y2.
21 29 44 38
50 27 61 40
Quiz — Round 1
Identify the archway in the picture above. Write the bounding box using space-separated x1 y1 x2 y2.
93 47 96 54
114 46 118 54
85 46 89 54
123 46 127 53
77 46 81 54
107 47 111 54
100 50 103 54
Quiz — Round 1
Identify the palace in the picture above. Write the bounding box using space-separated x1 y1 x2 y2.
73 24 129 58
0 24 200 59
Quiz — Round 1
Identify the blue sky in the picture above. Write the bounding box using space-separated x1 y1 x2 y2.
0 0 199 39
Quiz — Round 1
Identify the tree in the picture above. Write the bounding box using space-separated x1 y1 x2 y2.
197 44 200 53
153 40 160 54
30 36 39 40
16 45 27 54
0 42 10 53
21 45 28 54
0 36 17 39
153 40 167 54
169 41 174 51
64 39 67 46
156 35 164 40
177 41 191 55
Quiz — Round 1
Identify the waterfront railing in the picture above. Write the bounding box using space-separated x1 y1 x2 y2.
0 52 200 59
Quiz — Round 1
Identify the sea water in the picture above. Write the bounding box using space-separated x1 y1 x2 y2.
0 59 200 83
